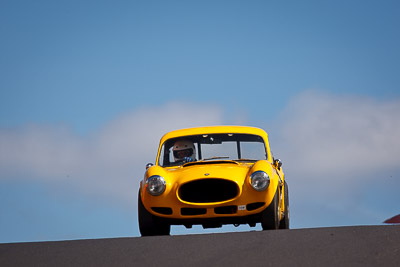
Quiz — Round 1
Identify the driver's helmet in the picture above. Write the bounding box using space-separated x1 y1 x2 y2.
173 139 196 162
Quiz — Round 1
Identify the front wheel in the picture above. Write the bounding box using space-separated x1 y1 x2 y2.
279 181 289 229
138 190 170 236
261 189 280 230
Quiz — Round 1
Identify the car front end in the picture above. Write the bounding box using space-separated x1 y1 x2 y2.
138 126 288 236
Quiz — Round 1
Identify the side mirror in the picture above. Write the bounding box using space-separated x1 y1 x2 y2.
146 163 154 170
274 158 282 170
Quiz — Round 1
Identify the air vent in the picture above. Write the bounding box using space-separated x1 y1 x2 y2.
179 179 238 203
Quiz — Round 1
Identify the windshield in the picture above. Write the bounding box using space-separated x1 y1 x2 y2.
158 133 267 167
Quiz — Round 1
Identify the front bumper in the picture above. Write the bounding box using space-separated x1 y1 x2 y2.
140 182 278 222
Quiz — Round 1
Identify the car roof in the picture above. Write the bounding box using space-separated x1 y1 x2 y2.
159 125 269 143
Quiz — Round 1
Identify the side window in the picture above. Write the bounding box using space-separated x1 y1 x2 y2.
158 143 166 166
168 146 174 163
193 142 199 160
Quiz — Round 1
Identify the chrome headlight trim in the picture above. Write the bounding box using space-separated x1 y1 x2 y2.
146 175 166 196
250 171 270 191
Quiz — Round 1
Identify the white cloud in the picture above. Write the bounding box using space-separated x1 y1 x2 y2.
273 91 400 226
277 91 400 179
0 102 224 203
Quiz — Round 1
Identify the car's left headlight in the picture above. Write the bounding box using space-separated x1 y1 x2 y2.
250 171 270 191
146 175 166 196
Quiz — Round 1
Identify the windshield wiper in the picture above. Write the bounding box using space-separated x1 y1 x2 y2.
234 158 258 162
201 156 230 161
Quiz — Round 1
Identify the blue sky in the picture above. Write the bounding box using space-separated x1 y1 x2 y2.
1 0 400 243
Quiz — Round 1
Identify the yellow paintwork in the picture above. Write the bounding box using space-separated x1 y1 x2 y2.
140 125 285 220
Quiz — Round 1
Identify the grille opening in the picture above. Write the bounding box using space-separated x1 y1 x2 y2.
179 179 238 203
214 205 237 214
181 208 207 216
151 207 173 215
246 202 265 211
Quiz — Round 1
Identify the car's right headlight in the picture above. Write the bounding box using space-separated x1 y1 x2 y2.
146 175 166 196
250 171 270 191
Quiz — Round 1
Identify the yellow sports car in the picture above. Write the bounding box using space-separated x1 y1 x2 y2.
138 126 289 236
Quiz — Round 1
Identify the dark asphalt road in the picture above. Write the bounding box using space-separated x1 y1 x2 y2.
1 225 399 267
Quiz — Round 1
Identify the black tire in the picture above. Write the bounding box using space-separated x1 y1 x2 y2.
261 189 280 230
138 190 170 236
279 181 289 229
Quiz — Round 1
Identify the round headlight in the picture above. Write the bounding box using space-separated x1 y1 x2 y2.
146 175 166 196
250 171 270 191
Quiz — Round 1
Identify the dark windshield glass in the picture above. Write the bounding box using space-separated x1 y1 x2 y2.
158 133 267 167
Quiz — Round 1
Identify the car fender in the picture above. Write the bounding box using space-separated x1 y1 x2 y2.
248 160 280 207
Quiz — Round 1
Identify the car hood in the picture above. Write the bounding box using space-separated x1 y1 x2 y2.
145 160 274 187
164 161 253 185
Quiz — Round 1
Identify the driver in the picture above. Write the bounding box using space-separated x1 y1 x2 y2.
173 139 196 163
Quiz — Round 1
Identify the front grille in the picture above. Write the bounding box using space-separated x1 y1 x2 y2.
181 208 207 216
178 178 238 203
214 205 237 214
246 202 265 211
